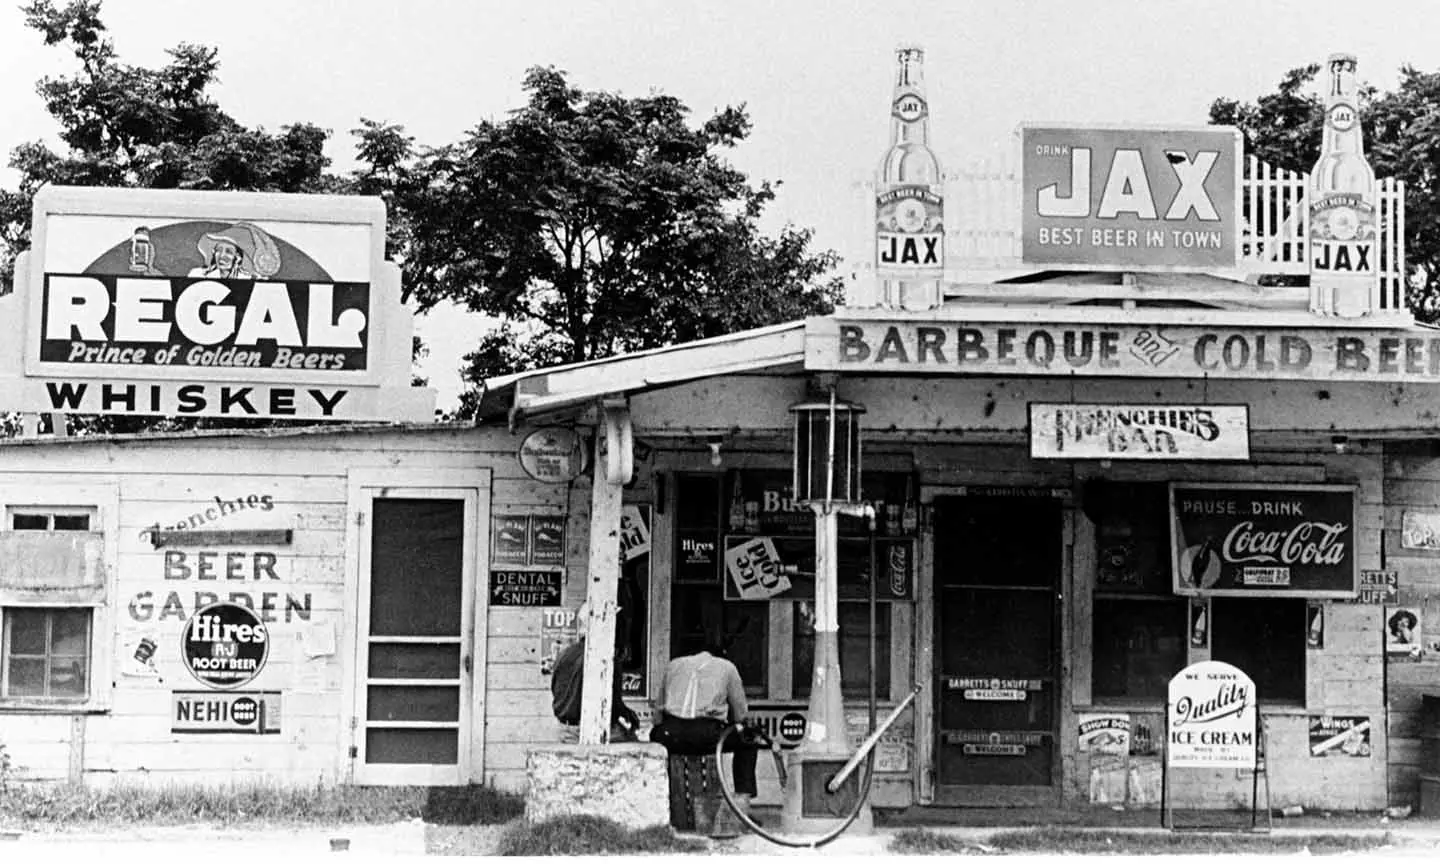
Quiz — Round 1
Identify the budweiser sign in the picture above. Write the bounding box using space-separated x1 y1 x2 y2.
1170 483 1358 598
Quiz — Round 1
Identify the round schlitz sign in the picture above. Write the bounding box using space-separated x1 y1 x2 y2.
182 602 270 689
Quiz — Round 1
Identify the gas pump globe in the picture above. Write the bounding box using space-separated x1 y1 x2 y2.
783 388 875 835
790 391 864 506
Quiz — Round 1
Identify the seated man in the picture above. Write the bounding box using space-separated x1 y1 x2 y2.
551 604 640 742
649 639 759 811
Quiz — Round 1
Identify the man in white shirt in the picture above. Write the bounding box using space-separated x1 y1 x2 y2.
650 639 759 802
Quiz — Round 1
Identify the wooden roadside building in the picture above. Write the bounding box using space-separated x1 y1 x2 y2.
2 50 1440 816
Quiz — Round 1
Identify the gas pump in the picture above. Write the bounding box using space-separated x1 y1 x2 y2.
706 386 921 848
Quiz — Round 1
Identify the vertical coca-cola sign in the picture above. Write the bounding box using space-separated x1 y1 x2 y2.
1169 483 1358 598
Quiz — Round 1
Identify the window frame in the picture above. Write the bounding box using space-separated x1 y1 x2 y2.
1210 596 1307 706
0 483 117 713
1 607 93 702
1088 481 1189 706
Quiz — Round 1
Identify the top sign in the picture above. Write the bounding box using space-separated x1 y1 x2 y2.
1021 126 1241 271
0 186 434 421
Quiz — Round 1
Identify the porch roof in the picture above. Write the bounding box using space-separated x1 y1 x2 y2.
476 321 807 427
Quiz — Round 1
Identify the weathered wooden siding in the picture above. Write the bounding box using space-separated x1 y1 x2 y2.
1382 443 1440 808
0 426 596 791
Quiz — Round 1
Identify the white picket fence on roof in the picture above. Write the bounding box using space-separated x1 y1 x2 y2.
943 151 1408 312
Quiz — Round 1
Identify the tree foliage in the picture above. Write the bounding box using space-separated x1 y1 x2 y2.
1210 62 1440 319
0 1 353 435
363 66 843 404
2 4 844 432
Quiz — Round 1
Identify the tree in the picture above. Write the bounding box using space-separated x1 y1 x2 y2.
1210 63 1440 319
364 67 844 409
0 0 348 434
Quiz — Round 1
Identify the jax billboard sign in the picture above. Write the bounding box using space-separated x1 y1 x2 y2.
1020 125 1241 271
1 186 434 421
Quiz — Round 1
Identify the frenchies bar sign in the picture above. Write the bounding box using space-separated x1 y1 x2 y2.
1169 483 1357 598
1020 125 1240 270
1029 403 1249 461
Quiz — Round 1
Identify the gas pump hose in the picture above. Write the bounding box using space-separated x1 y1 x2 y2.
713 722 877 849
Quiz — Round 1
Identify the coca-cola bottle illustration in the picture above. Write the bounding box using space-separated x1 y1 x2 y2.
727 473 745 533
1188 537 1219 589
901 475 918 534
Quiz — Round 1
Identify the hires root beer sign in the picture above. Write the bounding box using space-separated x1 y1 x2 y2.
1 186 435 421
1169 483 1357 598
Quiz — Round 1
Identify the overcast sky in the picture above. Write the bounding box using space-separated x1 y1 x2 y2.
2 0 1438 409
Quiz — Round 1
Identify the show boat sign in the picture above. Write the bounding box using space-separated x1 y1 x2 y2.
1029 403 1249 460
807 318 1440 385
1021 126 1241 270
1167 661 1257 769
0 186 434 420
1169 483 1357 598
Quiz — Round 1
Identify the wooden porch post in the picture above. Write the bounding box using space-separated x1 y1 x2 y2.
578 401 631 745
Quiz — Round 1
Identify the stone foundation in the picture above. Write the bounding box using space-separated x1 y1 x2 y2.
524 743 670 828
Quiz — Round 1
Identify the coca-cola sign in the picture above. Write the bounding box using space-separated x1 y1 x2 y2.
1170 483 1357 598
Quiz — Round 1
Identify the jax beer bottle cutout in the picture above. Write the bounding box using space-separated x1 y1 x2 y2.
876 45 944 310
1309 53 1377 319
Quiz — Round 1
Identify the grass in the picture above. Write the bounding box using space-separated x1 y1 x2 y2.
889 826 1403 856
0 780 524 829
488 814 708 856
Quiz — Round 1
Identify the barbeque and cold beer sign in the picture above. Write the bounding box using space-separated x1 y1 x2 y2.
0 186 433 420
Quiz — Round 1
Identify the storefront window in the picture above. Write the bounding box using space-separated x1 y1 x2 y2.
793 600 891 698
1211 597 1305 704
671 473 768 696
671 469 917 701
1090 482 1186 700
668 586 768 697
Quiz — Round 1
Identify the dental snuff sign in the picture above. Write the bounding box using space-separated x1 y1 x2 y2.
0 186 434 420
1167 661 1256 769
1021 125 1240 270
1170 483 1357 598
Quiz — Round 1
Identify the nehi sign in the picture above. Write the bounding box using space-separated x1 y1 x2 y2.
1170 483 1357 598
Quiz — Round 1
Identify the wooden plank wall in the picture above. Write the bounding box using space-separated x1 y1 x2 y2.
1382 442 1440 808
0 426 571 790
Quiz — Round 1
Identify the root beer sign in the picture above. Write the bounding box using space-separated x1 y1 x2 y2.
182 601 270 689
1169 483 1358 598
0 186 434 420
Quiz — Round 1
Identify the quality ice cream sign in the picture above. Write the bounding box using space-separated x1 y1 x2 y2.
0 186 434 421
1167 661 1256 769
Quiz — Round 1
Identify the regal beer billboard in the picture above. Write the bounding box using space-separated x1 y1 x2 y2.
0 186 434 421
1021 125 1241 270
